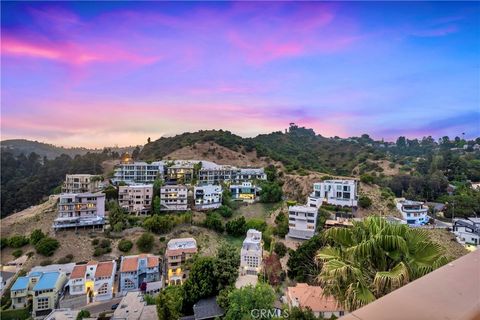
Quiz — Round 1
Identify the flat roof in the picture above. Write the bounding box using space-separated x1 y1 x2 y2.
33 272 61 291
11 276 29 291
340 250 480 320
289 205 318 213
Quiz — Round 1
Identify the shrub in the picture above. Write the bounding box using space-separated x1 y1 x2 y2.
273 242 287 258
30 229 46 245
225 216 246 237
76 310 91 320
12 249 23 258
246 218 267 232
99 239 112 249
40 259 53 266
57 255 74 264
359 195 373 208
0 238 8 249
93 247 111 257
91 238 99 246
143 215 174 234
204 212 224 233
136 233 155 252
118 239 133 252
217 205 233 218
35 237 59 256
159 236 166 242
8 235 29 248
360 174 375 184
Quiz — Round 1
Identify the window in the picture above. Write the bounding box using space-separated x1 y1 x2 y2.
37 297 49 310
98 283 108 295
124 278 136 290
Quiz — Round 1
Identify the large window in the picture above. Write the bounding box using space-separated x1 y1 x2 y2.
98 283 108 295
124 278 136 290
37 297 49 310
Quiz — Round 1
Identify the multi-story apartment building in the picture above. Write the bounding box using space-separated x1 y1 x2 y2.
11 271 67 319
288 205 318 240
395 199 429 226
53 193 105 230
166 238 197 286
453 218 480 246
230 182 261 202
194 185 222 210
166 162 194 184
237 168 267 182
112 161 164 185
68 260 116 302
240 229 263 276
160 185 188 211
118 184 153 215
198 165 267 185
62 174 101 193
119 254 160 293
310 180 358 207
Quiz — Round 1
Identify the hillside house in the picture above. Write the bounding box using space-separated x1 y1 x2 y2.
395 199 429 226
62 174 101 193
160 185 188 211
166 238 197 286
119 254 160 293
288 205 318 240
311 180 358 207
240 229 263 276
194 185 222 210
453 218 480 246
118 184 153 215
230 182 261 202
112 161 164 185
53 193 105 230
67 260 116 303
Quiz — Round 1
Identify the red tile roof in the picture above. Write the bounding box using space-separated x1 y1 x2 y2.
121 257 138 273
287 283 343 313
70 265 87 279
147 256 159 268
166 247 197 257
95 261 114 278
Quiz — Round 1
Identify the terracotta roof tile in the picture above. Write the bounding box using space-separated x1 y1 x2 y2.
95 261 114 278
166 247 197 257
70 265 87 279
287 283 343 313
121 257 138 273
147 256 159 268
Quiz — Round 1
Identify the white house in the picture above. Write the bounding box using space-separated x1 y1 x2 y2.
63 174 101 193
194 185 222 210
53 193 105 230
395 199 429 226
160 185 188 211
453 218 480 246
68 260 116 303
118 184 153 215
311 180 358 207
230 182 261 202
240 229 263 276
288 205 318 240
112 161 164 185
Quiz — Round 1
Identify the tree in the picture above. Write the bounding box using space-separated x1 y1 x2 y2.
204 212 224 233
8 235 29 248
76 310 91 320
143 215 174 234
260 181 283 203
214 243 240 291
157 286 184 320
358 195 372 208
287 235 324 283
273 242 287 257
35 237 60 256
224 283 275 320
183 257 218 312
274 212 289 237
136 233 155 252
118 239 133 252
30 229 46 245
217 205 233 218
316 216 449 311
286 307 321 320
226 216 246 237
263 253 284 285
245 218 267 232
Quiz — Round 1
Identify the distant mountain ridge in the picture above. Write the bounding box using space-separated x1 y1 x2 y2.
1 139 138 159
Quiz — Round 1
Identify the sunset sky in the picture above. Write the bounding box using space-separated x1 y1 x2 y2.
2 1 479 147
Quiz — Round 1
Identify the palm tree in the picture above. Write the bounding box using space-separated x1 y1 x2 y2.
316 216 449 311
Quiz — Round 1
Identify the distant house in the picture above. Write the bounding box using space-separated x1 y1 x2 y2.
118 184 153 215
67 260 116 302
198 164 266 185
286 283 345 319
194 185 222 210
167 162 195 184
119 254 160 293
112 291 158 320
395 199 429 226
166 238 197 286
240 229 263 276
160 185 189 211
230 182 261 202
453 218 480 246
310 180 358 207
288 205 318 240
192 297 225 320
53 193 105 230
62 174 101 193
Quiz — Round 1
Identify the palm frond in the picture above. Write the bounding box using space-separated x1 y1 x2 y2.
373 262 409 294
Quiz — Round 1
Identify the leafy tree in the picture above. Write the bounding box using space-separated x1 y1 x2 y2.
214 243 240 290
76 310 91 320
316 216 448 311
136 233 155 252
358 195 372 208
183 257 218 312
226 216 246 236
118 239 133 252
286 306 321 320
143 215 174 234
107 201 129 232
35 237 60 256
360 174 374 184
287 235 324 283
30 229 46 245
12 249 23 258
157 286 184 320
273 242 287 257
204 212 224 233
263 253 284 285
245 218 267 232
260 181 283 203
217 205 233 218
224 283 275 320
8 235 29 248
274 212 289 237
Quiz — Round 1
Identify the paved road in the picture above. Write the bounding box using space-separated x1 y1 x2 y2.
77 297 123 316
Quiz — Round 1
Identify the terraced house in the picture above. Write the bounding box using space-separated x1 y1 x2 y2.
67 260 116 303
240 229 263 276
166 238 197 286
198 164 267 185
288 205 318 240
62 174 102 193
118 184 153 215
119 254 160 293
194 185 222 210
53 193 105 230
160 185 188 211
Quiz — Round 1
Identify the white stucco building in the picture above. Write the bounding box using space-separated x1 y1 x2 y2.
53 193 105 230
160 185 188 211
112 161 164 185
453 218 480 246
395 199 429 226
240 229 263 276
194 185 222 210
68 260 116 303
311 180 358 207
288 205 318 240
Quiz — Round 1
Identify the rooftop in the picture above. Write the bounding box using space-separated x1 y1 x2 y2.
289 205 318 213
95 261 115 278
11 276 30 291
70 265 87 279
167 238 197 250
193 297 224 320
33 272 61 291
287 283 342 313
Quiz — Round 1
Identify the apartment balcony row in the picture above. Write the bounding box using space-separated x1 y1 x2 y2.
53 217 105 229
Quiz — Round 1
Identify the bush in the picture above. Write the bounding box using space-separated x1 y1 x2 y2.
40 259 53 266
225 216 246 237
118 239 133 252
143 215 174 234
76 310 91 320
217 205 233 218
136 233 155 252
12 249 23 258
30 229 46 245
245 218 267 232
99 239 112 249
93 247 111 257
35 237 59 256
8 235 29 248
0 238 8 249
0 308 31 320
360 174 375 184
359 195 373 208
273 242 287 258
204 212 224 233
91 238 99 246
57 255 74 264
159 236 166 242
